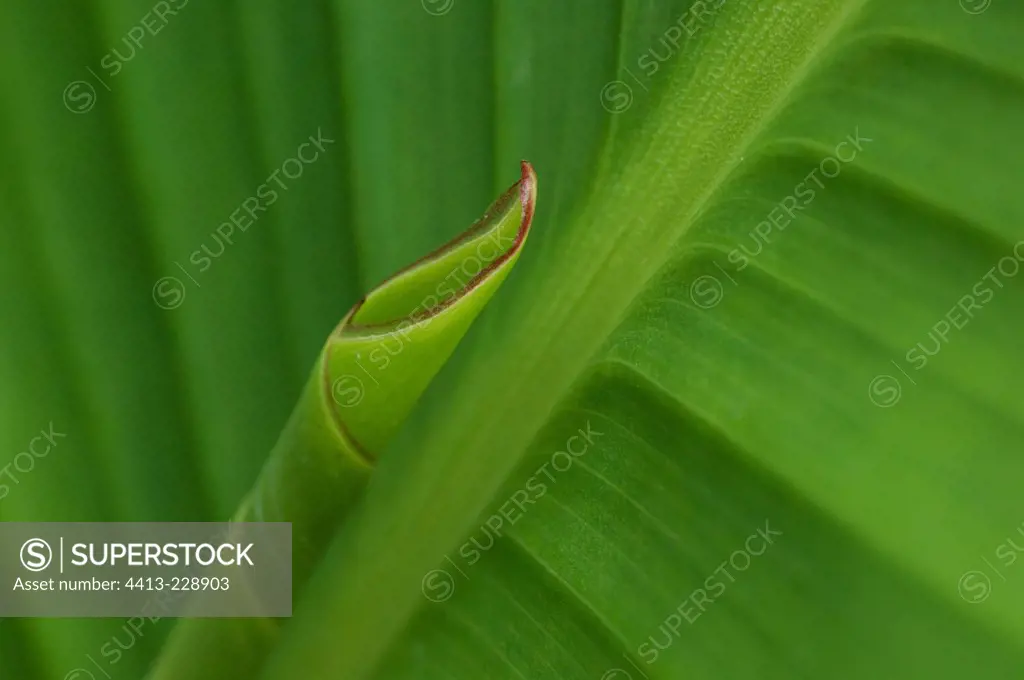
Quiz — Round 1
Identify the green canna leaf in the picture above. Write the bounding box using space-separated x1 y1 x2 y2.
144 161 537 680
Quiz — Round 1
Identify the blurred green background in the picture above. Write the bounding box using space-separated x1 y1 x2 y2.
3 0 1024 679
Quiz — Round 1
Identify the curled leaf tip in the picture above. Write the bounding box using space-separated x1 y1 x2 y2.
322 162 538 457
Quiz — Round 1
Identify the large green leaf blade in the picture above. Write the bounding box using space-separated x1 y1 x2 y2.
262 1 1024 678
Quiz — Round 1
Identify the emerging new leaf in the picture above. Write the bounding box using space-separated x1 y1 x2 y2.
147 162 537 680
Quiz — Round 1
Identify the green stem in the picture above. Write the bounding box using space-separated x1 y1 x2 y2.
145 359 371 680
